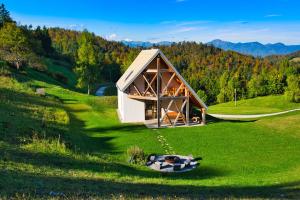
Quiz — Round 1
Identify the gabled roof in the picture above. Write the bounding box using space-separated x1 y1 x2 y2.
116 49 160 92
116 49 208 109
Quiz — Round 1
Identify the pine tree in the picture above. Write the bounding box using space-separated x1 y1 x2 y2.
0 4 13 28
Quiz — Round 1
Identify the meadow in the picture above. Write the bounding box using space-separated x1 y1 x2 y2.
208 95 300 114
0 67 300 199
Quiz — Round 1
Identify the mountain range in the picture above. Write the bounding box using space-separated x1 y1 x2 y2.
122 39 300 57
207 39 300 57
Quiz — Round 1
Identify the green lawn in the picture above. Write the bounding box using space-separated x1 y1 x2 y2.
208 95 300 115
1 71 300 199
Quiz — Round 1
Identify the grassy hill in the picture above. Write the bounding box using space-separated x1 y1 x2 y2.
0 67 300 199
208 95 300 115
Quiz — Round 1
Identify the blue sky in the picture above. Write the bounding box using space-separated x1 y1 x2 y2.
2 0 300 44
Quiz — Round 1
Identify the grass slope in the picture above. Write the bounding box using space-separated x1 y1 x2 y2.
0 69 300 199
208 95 300 115
44 58 77 87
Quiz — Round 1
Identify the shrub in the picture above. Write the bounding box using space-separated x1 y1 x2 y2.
28 55 47 71
0 60 11 76
22 133 69 155
52 72 68 84
127 146 145 165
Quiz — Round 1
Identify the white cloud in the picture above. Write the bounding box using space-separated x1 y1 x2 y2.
123 38 132 42
68 24 85 30
106 33 117 40
171 27 198 34
265 14 282 17
179 27 197 32
176 20 212 26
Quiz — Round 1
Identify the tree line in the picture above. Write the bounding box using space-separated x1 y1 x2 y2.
0 3 299 103
159 43 299 103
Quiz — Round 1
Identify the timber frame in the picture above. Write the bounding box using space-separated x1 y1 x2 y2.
127 55 202 127
116 49 207 127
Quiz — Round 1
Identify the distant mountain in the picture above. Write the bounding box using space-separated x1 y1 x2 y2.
207 39 300 57
121 40 174 48
122 39 300 57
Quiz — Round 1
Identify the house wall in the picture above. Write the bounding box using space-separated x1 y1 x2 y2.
117 88 145 123
117 88 124 120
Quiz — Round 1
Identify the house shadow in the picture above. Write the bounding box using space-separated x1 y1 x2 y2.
86 124 147 134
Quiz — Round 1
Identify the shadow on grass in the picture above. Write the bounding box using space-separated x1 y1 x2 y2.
86 124 147 134
15 68 65 87
0 87 117 155
0 88 63 109
1 146 227 181
0 168 299 199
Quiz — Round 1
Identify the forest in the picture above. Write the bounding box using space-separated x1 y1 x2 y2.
0 3 299 104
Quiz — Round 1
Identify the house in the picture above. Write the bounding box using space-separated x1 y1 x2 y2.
116 49 207 127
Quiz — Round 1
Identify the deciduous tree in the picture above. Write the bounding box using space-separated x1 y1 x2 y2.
75 30 102 95
0 22 31 69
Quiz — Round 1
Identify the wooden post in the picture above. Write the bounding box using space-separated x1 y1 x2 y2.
201 108 206 125
157 56 161 128
185 89 189 126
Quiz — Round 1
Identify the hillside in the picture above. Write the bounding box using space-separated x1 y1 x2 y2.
1 3 298 105
208 39 300 57
266 50 300 63
1 68 300 198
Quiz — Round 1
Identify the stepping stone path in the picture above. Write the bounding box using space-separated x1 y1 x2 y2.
154 129 175 154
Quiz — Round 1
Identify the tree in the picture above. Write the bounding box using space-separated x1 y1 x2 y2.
285 75 300 102
197 89 208 104
75 30 101 95
0 3 12 28
217 71 229 103
0 22 31 69
267 69 285 95
247 68 269 98
32 26 53 55
121 49 138 73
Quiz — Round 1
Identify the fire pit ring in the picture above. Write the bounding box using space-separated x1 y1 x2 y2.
146 154 202 173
